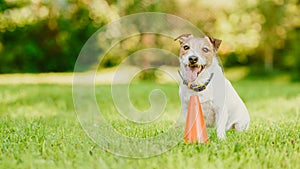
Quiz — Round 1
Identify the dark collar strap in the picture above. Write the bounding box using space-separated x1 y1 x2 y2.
188 73 214 92
178 70 214 92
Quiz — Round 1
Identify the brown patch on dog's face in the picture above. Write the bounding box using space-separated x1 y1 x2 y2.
174 34 193 45
179 43 190 56
193 37 216 67
208 37 222 51
175 34 222 81
177 36 219 66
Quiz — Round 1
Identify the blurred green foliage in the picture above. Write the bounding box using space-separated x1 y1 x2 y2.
0 0 299 79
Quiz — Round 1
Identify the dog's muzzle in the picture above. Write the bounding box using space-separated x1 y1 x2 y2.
188 55 198 65
185 64 205 82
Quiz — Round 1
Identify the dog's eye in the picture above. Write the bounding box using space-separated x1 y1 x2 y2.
202 47 209 53
183 45 190 50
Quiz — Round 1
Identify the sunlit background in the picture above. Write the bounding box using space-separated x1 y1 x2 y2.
1 1 300 168
0 0 300 81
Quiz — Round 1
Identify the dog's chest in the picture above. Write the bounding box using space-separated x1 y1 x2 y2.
179 71 215 125
180 85 215 127
200 100 215 127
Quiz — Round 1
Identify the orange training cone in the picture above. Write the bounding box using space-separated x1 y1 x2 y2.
184 95 209 144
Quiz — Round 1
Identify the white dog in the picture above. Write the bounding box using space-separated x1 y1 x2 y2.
175 34 250 139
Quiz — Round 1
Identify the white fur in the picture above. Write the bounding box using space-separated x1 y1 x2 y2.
179 56 250 139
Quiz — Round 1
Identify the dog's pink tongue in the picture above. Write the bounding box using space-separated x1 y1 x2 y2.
186 67 201 82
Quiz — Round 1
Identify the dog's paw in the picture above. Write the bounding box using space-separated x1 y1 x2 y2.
217 130 226 140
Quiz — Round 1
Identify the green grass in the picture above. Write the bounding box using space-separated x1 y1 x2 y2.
0 78 300 169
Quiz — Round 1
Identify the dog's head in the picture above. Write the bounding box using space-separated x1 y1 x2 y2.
175 34 221 82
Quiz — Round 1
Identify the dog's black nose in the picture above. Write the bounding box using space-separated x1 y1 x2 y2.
188 55 198 64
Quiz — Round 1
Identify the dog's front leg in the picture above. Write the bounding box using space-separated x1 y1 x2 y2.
215 106 228 139
181 100 188 118
179 86 189 118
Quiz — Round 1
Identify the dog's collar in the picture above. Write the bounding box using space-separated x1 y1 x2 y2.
178 70 214 92
188 73 214 92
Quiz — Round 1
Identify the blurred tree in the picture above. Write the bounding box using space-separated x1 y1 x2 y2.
284 28 300 81
197 0 300 75
0 0 299 80
256 0 287 72
254 0 300 74
0 0 112 73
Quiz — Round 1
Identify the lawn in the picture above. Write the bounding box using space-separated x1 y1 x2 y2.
0 75 299 169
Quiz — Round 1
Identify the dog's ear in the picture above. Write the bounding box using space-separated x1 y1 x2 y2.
174 34 193 44
208 36 222 50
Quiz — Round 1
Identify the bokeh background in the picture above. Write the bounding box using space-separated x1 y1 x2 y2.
1 1 300 168
0 0 300 80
